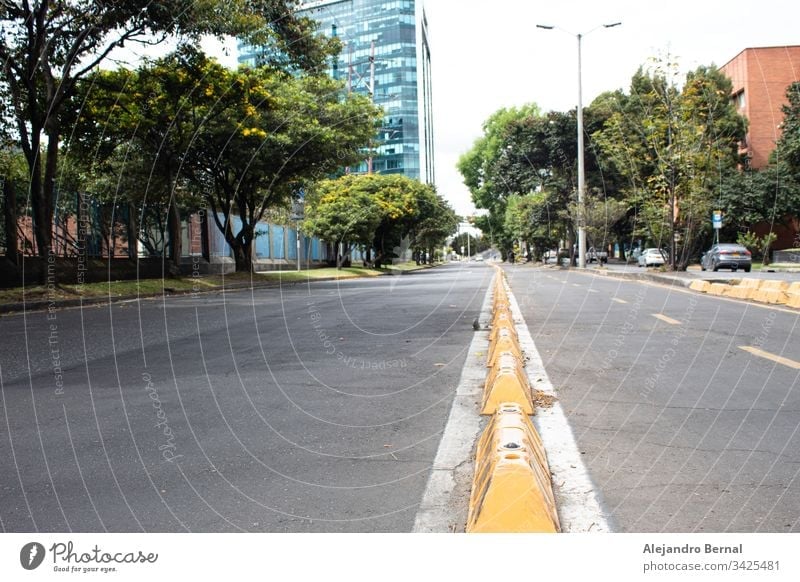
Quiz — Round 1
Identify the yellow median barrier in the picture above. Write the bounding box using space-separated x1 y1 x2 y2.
708 283 730 296
722 285 754 300
788 283 800 309
482 352 534 415
690 280 711 293
751 280 790 305
467 403 560 533
489 313 517 343
487 328 522 368
722 277 761 299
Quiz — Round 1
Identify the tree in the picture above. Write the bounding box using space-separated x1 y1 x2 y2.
70 49 381 272
594 61 746 269
0 147 28 262
185 65 380 271
302 176 382 268
0 0 335 267
303 174 453 268
457 104 541 252
504 192 559 260
412 192 459 259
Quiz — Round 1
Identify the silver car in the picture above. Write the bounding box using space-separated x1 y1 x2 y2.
701 243 752 272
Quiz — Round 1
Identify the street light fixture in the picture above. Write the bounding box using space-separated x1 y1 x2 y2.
536 21 621 269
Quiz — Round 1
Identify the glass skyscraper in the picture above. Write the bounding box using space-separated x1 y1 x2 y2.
238 0 434 184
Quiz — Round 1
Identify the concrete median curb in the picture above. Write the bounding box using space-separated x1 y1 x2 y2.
689 277 799 308
466 265 561 533
466 403 560 533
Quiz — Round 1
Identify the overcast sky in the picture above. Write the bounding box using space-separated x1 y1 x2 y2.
421 0 799 216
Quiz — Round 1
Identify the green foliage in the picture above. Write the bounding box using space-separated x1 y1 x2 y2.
456 103 541 246
303 174 456 266
0 0 336 261
593 60 746 269
69 48 382 270
737 231 777 263
774 82 800 173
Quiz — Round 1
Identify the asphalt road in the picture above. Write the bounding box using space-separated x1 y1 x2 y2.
505 264 800 533
0 263 492 532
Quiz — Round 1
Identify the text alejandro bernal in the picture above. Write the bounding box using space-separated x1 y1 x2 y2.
644 543 743 556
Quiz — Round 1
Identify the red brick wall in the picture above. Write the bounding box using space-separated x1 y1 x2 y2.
721 46 800 169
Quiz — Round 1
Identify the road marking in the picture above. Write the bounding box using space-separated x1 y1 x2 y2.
652 313 682 325
504 274 612 532
611 298 628 304
413 277 493 532
587 289 599 293
572 284 581 287
739 346 800 370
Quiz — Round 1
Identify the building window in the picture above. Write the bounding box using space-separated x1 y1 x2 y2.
735 90 745 110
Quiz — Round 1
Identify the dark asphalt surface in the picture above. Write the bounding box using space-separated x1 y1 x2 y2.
505 264 800 533
0 263 493 532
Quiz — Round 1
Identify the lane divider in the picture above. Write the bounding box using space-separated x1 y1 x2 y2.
466 403 560 533
466 265 560 533
691 278 800 308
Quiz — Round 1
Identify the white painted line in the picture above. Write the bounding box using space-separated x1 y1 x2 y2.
412 277 494 532
652 313 682 325
611 298 628 304
504 278 613 533
587 289 599 294
740 346 800 370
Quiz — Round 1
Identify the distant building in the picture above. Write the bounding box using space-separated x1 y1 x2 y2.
238 0 435 184
720 46 800 250
720 46 800 169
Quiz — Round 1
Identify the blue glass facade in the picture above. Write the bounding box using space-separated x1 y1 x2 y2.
238 0 434 184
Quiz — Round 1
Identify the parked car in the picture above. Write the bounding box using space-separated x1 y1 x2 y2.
637 248 666 268
701 243 752 272
587 247 608 264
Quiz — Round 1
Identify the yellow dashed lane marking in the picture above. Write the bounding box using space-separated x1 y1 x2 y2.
740 346 800 370
652 313 682 325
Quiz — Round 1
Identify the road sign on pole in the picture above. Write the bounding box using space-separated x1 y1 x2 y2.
712 210 722 230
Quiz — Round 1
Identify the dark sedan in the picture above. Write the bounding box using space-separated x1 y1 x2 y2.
701 243 752 272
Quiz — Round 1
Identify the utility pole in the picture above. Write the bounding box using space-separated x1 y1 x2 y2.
536 22 621 269
576 31 587 269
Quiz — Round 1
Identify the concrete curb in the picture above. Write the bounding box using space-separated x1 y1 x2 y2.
465 266 560 533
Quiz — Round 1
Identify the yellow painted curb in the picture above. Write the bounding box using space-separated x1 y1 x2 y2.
689 280 710 293
708 283 730 296
751 289 789 305
787 294 800 309
722 285 753 300
487 328 522 368
482 352 534 415
737 278 762 289
489 314 517 343
467 403 560 533
760 280 789 291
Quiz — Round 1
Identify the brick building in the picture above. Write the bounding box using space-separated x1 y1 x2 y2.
720 45 800 169
720 45 800 249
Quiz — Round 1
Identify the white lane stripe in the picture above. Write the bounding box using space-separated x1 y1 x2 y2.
412 277 494 532
612 298 628 304
503 277 613 533
652 313 682 325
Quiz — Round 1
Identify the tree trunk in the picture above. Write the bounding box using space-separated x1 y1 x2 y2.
3 177 19 264
232 242 252 272
167 199 182 276
127 203 138 260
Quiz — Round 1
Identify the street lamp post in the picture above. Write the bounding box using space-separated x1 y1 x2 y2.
536 22 621 269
